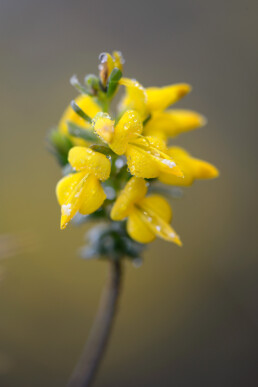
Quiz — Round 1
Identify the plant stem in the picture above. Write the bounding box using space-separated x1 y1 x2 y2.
67 260 123 387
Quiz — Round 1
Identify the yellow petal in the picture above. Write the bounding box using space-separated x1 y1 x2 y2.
119 78 147 119
99 53 115 86
111 177 147 220
139 195 172 223
58 95 101 136
68 146 111 181
144 110 206 138
146 84 191 112
135 197 182 245
110 110 143 155
112 51 124 71
127 210 156 243
79 174 106 215
191 158 219 180
126 136 183 179
93 114 115 143
159 147 219 186
56 171 88 229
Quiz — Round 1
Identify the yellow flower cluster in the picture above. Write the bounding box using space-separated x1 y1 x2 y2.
53 51 218 248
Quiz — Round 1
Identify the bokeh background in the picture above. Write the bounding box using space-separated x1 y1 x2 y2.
0 0 257 386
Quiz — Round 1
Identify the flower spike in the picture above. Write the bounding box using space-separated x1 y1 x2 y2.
50 50 218 250
49 51 219 386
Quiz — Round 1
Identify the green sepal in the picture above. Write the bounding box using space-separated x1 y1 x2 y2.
67 121 100 143
70 100 92 123
80 222 145 261
70 75 92 95
106 68 122 98
84 74 101 95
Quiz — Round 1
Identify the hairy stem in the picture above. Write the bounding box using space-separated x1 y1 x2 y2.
67 260 123 387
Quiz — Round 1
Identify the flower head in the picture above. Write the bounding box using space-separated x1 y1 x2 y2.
93 110 183 179
56 146 110 229
111 177 182 246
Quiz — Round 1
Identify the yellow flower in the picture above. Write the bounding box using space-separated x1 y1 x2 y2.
93 110 183 179
99 51 124 87
119 78 205 140
58 94 101 145
159 147 219 186
56 147 111 229
111 177 182 245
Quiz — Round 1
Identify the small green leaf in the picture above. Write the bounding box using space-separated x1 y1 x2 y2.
107 68 122 98
90 144 116 156
68 122 99 143
70 100 92 123
84 74 101 94
70 75 92 95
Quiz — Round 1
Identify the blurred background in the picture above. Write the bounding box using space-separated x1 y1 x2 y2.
0 0 257 386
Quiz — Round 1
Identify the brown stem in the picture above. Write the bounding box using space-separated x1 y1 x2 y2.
67 260 123 387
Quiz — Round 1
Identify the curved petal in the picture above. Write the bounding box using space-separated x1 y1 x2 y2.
146 84 191 112
126 143 160 178
59 95 101 136
144 110 206 138
139 195 172 223
111 110 143 155
159 147 219 186
93 114 115 143
79 174 106 215
134 200 182 246
127 194 175 243
68 147 111 181
126 137 183 179
127 210 156 243
56 171 88 229
119 78 147 118
111 177 147 220
112 51 124 71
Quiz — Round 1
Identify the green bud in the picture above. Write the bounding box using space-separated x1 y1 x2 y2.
84 74 100 94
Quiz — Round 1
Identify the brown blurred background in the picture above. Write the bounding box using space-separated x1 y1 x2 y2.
0 0 257 386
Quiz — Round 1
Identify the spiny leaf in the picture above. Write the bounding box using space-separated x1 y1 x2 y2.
70 100 92 123
70 75 92 95
68 122 100 143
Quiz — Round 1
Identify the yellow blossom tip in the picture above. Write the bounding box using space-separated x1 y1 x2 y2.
178 84 192 98
204 164 220 179
174 236 183 247
93 114 115 144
